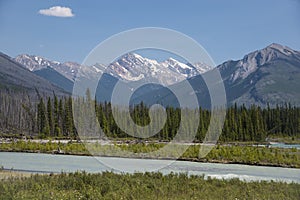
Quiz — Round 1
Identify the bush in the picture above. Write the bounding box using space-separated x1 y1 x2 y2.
0 172 299 200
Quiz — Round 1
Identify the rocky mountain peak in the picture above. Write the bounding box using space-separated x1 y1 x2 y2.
228 43 299 82
14 53 214 85
107 53 211 85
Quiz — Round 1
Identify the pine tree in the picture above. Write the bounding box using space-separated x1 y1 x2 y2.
37 98 49 138
53 95 61 136
47 97 54 137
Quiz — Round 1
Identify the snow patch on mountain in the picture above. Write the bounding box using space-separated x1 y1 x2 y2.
107 53 212 85
15 55 86 81
15 53 213 86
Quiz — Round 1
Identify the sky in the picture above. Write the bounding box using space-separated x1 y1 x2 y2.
0 0 299 65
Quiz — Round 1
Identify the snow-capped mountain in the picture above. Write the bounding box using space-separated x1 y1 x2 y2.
106 53 212 85
14 54 60 71
0 52 68 96
7 43 300 107
14 55 81 81
132 43 300 107
15 53 212 86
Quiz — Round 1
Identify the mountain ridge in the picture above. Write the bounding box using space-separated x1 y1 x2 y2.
131 43 300 107
6 43 300 107
15 53 212 86
0 52 69 97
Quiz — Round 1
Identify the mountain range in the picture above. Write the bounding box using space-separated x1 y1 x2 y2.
219 43 300 106
0 52 68 97
15 53 211 87
1 43 299 107
132 43 300 108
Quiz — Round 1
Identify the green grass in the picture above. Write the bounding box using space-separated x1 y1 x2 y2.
0 171 299 200
0 170 32 180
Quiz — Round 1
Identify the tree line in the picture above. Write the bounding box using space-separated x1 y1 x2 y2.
0 92 299 142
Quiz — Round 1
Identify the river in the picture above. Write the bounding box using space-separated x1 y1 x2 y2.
269 142 300 149
0 152 299 183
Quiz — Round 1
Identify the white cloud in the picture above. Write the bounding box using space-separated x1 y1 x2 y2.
38 6 75 18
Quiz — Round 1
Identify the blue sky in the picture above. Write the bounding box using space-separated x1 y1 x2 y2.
0 0 299 65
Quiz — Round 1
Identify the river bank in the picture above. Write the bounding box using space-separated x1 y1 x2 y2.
0 169 33 180
0 140 299 168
